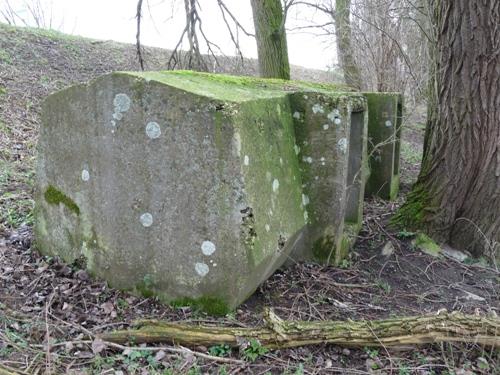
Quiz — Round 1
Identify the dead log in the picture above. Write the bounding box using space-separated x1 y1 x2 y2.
101 309 500 349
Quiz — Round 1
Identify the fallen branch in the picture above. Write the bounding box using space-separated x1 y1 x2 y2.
101 309 500 349
0 364 26 375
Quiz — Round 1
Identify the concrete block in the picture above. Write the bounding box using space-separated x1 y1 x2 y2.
364 93 403 200
35 71 368 311
287 93 368 265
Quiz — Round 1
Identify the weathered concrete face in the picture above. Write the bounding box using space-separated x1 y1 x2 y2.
36 71 368 311
287 93 368 265
364 93 403 200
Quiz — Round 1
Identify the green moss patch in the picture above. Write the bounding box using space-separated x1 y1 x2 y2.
171 296 231 316
312 235 336 263
121 70 353 103
44 185 80 215
412 233 441 257
390 184 429 230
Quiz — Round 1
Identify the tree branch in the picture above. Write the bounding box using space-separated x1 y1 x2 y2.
101 309 500 349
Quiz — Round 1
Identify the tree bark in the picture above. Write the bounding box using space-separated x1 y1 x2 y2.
101 309 500 349
250 0 291 80
394 0 500 258
335 0 363 90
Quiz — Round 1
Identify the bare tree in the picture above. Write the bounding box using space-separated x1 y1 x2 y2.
288 0 429 102
136 0 254 72
1 0 57 28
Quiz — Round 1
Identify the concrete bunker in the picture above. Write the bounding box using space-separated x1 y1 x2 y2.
36 71 372 311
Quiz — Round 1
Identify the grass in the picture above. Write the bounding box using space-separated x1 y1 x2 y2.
0 48 12 64
0 159 36 231
401 139 422 165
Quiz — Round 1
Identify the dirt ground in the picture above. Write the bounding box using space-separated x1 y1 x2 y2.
0 24 499 374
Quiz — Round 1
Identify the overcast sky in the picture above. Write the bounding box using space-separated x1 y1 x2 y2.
2 0 336 70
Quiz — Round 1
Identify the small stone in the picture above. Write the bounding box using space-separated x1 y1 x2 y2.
154 350 166 362
74 270 89 281
441 244 468 261
325 359 333 368
381 241 395 257
462 290 485 302
342 348 351 356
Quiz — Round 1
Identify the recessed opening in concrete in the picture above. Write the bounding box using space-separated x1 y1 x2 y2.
345 111 364 223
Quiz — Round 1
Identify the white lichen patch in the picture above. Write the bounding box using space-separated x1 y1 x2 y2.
294 144 300 155
293 111 301 119
337 138 348 154
334 118 342 125
279 157 283 165
110 93 131 129
195 262 209 277
265 224 270 232
140 213 153 227
302 194 310 206
323 124 329 130
146 122 161 139
303 210 309 222
327 109 340 122
244 155 250 166
302 156 313 164
233 132 242 156
201 240 216 256
81 169 90 182
113 93 131 113
385 120 393 127
312 103 324 114
272 179 280 192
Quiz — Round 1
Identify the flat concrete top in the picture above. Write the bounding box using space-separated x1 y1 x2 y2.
120 70 356 103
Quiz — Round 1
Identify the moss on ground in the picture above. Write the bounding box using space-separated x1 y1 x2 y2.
44 185 80 215
413 232 441 257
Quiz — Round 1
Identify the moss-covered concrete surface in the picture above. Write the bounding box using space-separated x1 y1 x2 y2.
35 70 368 311
363 92 403 200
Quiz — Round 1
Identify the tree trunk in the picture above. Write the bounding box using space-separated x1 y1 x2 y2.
250 0 291 80
101 309 500 349
394 0 500 259
335 0 363 90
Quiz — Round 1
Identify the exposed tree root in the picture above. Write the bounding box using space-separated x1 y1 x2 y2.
101 309 500 349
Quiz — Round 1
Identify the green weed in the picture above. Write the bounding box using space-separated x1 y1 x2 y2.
242 339 268 362
208 344 231 357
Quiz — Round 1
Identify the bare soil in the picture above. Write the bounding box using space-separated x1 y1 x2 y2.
0 24 498 375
